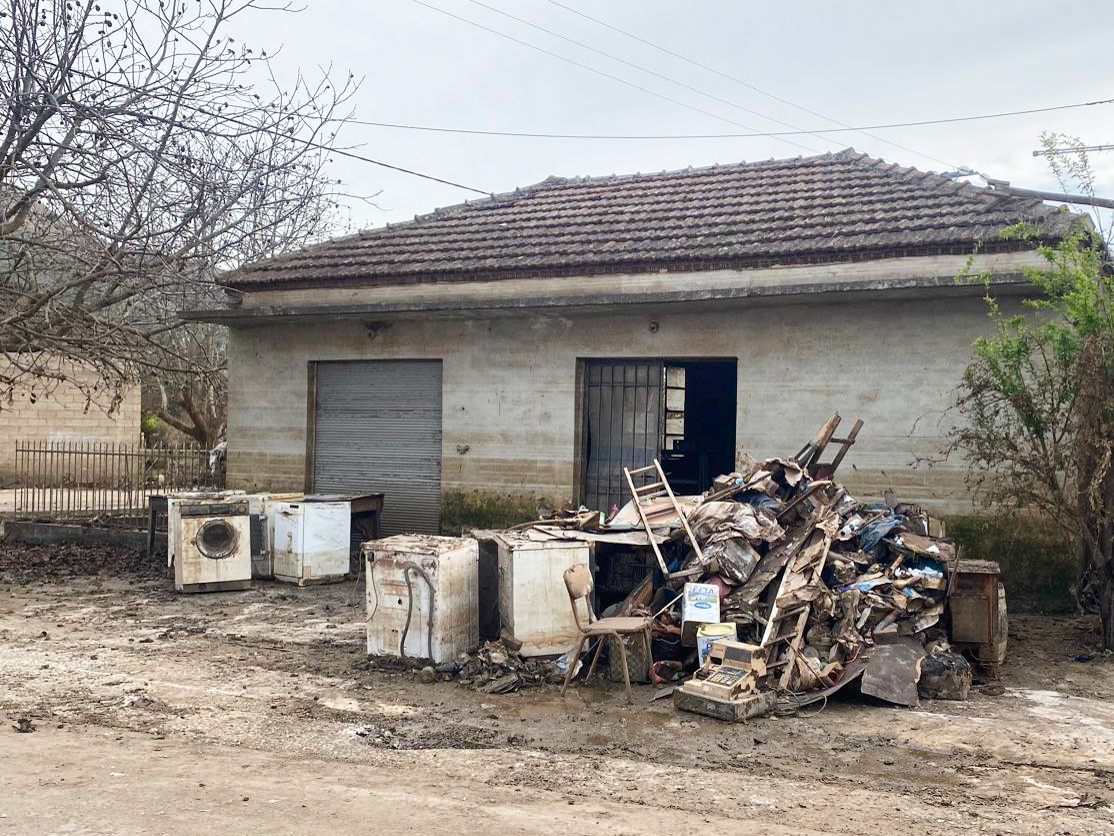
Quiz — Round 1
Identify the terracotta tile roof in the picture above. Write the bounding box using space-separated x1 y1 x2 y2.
226 149 1074 289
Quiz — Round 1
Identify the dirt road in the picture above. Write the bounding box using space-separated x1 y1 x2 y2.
1 544 1112 835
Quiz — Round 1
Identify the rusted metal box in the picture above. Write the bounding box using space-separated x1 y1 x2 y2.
949 559 999 645
364 535 478 664
948 558 1007 675
495 534 590 656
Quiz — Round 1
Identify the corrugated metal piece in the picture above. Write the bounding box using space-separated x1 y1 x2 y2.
312 360 443 535
583 360 663 513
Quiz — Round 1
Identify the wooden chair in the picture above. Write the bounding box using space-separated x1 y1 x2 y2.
560 564 653 703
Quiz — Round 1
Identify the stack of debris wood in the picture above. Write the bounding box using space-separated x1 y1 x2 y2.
512 414 972 718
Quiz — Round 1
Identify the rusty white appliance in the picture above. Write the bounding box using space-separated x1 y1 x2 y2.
165 491 244 577
171 497 252 593
363 535 478 664
245 492 304 579
494 533 590 656
271 497 351 585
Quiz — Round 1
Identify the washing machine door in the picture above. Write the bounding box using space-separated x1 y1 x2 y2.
194 518 240 560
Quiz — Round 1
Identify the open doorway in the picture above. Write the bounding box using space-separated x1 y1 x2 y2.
580 358 737 512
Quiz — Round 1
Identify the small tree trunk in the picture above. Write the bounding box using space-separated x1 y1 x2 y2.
1102 573 1114 651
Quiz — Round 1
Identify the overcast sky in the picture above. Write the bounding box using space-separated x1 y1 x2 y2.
247 0 1114 231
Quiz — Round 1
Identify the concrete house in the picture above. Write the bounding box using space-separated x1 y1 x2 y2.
186 150 1074 535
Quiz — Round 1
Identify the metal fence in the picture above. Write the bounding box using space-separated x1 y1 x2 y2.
12 440 219 521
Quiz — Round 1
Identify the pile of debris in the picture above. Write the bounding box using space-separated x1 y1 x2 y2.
443 638 565 694
516 414 976 719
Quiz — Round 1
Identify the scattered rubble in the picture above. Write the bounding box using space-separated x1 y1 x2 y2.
918 648 973 700
0 542 158 581
452 640 564 693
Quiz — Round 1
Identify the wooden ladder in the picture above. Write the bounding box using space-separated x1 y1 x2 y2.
796 414 864 479
624 458 705 579
759 515 835 689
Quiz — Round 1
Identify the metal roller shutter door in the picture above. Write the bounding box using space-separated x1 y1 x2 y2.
312 360 442 535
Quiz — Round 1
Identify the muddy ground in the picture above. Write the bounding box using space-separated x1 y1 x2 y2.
0 543 1112 835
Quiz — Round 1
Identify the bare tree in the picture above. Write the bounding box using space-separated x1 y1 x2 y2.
153 315 228 448
0 0 358 420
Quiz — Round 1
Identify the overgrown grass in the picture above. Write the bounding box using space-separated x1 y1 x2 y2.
441 490 561 534
946 515 1078 614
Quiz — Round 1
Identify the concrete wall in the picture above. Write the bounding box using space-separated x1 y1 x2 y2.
0 367 141 483
226 291 1011 518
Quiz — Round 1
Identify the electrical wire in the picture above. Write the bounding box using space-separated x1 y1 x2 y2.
459 0 835 152
400 562 436 662
349 96 1114 142
407 0 818 154
542 0 955 169
318 146 489 194
27 69 493 196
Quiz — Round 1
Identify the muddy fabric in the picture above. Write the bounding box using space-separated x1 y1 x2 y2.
689 501 785 545
699 538 761 585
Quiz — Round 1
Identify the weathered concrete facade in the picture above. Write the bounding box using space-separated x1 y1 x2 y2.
224 256 1032 519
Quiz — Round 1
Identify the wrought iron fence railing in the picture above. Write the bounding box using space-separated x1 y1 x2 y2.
12 440 219 521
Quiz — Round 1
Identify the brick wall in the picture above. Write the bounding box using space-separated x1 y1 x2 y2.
0 367 141 483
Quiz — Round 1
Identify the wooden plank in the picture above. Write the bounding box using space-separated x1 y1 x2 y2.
655 458 704 566
624 466 671 577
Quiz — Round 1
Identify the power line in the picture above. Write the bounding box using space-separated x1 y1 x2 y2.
542 0 957 169
408 0 819 154
350 97 1114 141
322 147 489 194
459 0 836 153
28 71 492 196
1033 143 1114 156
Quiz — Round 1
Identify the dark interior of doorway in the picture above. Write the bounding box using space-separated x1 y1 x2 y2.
658 360 737 496
580 358 737 513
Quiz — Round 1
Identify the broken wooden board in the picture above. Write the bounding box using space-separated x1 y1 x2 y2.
529 525 668 546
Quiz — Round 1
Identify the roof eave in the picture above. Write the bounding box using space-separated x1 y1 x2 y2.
182 269 1035 325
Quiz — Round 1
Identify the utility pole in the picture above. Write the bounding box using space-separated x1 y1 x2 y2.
985 178 1114 211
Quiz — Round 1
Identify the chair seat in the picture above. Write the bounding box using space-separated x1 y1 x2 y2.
583 616 651 634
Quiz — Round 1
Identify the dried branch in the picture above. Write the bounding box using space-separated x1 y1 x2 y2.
1 0 360 428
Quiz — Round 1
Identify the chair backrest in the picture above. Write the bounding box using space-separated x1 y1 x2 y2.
563 563 595 632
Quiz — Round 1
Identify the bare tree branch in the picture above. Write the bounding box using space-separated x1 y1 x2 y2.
1 0 360 434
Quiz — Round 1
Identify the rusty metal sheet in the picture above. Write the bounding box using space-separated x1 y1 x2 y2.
859 640 924 707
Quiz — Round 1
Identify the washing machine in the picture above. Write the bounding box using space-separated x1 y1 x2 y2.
271 497 351 585
171 496 252 593
364 535 479 664
165 491 244 575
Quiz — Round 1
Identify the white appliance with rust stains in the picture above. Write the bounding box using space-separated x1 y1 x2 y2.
171 497 252 593
364 535 478 664
165 490 245 579
246 492 304 579
271 499 351 585
494 533 590 656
